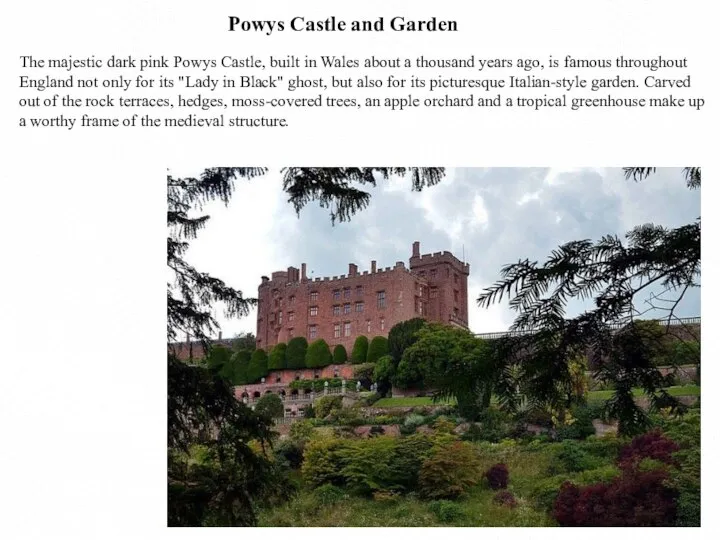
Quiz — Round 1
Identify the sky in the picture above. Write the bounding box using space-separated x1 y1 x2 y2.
176 167 701 340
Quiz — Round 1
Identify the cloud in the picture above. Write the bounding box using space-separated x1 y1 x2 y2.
182 167 700 338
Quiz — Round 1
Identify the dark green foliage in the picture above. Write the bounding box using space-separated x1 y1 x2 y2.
274 440 304 469
428 500 465 523
306 339 333 368
350 336 369 364
206 345 232 371
254 393 284 419
668 341 700 366
473 407 512 442
549 440 603 474
555 404 601 440
477 169 700 436
226 350 251 385
366 336 389 363
388 317 427 363
352 363 375 388
333 344 348 364
313 484 346 505
268 342 287 370
373 355 395 396
286 337 308 369
231 332 256 352
246 348 269 383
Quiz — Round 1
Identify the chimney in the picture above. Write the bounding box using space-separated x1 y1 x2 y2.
371 260 377 273
349 263 358 276
301 263 307 280
412 241 420 257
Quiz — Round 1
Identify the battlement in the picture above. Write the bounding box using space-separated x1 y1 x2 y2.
410 250 470 273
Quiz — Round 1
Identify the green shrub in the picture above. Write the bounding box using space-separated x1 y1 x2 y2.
254 393 283 419
668 340 700 366
373 354 395 396
428 500 464 523
302 438 348 488
332 344 348 364
268 342 287 370
314 395 343 418
555 404 602 441
338 437 399 495
306 339 333 368
206 345 232 370
351 336 369 364
289 420 315 445
286 337 308 369
246 348 268 382
472 407 512 442
313 484 346 505
274 440 304 469
388 318 427 364
548 440 603 474
419 441 481 500
367 336 389 363
404 413 426 429
226 349 250 384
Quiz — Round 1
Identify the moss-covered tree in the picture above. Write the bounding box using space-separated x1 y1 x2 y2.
351 335 369 364
286 337 308 369
306 339 333 368
333 344 348 364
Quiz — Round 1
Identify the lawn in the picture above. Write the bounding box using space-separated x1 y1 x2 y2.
374 385 700 408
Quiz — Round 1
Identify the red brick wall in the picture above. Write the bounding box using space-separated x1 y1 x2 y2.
234 363 355 397
256 242 470 352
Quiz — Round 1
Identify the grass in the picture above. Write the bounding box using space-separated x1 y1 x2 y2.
375 385 700 408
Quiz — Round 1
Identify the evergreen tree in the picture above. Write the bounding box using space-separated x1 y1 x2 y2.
286 337 309 369
477 168 700 434
268 342 287 370
306 339 333 368
229 350 251 385
351 335 369 364
332 344 348 364
366 336 389 363
247 349 269 382
388 318 427 363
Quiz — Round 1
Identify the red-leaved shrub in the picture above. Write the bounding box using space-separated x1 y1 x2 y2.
553 469 678 526
493 490 517 508
618 429 680 469
484 463 509 490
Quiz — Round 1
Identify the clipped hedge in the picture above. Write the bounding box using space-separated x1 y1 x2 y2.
350 336 369 364
333 344 348 364
366 336 389 363
287 337 308 369
306 339 333 368
268 342 287 370
246 348 269 383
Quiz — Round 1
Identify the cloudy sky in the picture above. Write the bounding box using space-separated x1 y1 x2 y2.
176 167 700 339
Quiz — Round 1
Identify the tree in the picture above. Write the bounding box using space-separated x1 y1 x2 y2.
167 167 445 525
477 168 700 435
254 393 284 419
350 335 369 364
366 336 389 363
247 349 269 383
286 337 308 369
232 332 256 352
388 317 427 363
373 355 395 396
206 345 232 371
306 339 333 368
332 344 348 364
268 342 287 370
225 349 251 385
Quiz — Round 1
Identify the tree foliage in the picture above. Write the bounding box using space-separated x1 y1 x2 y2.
254 393 284 419
332 344 348 364
286 337 308 369
476 168 700 435
350 335 369 364
247 348 269 383
366 336 389 363
306 339 333 368
227 349 251 385
268 342 287 370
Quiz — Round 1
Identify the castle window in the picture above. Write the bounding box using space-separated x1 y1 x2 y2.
454 290 459 303
356 285 363 296
288 311 295 322
310 291 319 301
309 306 318 317
344 322 351 337
430 269 437 279
377 290 386 309
453 307 459 317
333 289 341 301
289 295 296 304
309 325 318 339
344 287 351 299
380 318 385 331
334 324 341 338
344 303 351 314
333 305 341 316
430 287 438 299
288 328 294 339
355 302 364 313
278 311 283 325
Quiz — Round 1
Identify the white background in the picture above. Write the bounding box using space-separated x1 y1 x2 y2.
0 0 716 538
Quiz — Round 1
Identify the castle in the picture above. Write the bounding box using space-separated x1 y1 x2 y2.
256 241 470 351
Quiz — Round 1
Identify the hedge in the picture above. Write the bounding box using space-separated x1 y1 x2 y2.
268 342 287 370
306 339 333 368
247 348 269 382
367 336 389 363
287 337 308 369
351 336 369 364
333 344 348 364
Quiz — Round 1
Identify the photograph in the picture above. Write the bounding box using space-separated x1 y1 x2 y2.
167 167 700 527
